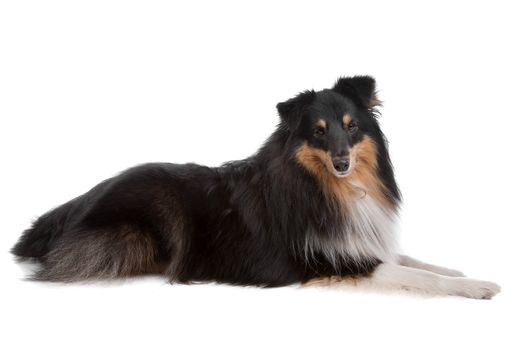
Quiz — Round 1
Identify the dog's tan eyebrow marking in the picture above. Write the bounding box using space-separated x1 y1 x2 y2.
317 119 327 128
342 114 352 125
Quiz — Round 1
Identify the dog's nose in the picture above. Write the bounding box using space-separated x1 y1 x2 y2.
333 158 350 172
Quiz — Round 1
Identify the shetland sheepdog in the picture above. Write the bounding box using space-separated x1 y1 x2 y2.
12 76 500 299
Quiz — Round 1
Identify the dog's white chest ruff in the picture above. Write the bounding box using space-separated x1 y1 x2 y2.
345 194 399 263
304 192 399 266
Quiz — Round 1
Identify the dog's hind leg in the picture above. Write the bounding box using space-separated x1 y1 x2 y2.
34 225 162 282
398 255 465 277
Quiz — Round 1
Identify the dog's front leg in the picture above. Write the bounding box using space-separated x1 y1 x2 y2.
398 255 465 277
366 263 500 299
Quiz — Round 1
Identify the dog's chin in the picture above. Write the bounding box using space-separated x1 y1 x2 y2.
330 167 352 178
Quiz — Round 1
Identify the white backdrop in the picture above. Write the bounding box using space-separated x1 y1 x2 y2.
1 1 524 349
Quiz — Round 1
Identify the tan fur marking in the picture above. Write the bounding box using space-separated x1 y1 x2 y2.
342 114 352 125
302 275 358 287
349 136 393 208
317 119 327 128
296 144 353 210
295 135 393 211
369 96 381 108
116 227 158 276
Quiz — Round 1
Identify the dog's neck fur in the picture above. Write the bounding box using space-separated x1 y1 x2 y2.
295 137 399 265
307 181 400 266
255 126 400 267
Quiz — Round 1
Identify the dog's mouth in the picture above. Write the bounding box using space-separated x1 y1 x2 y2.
332 168 352 178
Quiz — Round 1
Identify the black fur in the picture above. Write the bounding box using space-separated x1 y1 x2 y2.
12 76 400 286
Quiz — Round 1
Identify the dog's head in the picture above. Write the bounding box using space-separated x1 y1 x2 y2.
277 76 383 179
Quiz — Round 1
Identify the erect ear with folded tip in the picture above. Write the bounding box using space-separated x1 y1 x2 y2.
276 90 316 130
332 76 381 108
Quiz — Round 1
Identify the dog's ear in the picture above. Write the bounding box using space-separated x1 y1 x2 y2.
276 90 316 130
332 76 381 108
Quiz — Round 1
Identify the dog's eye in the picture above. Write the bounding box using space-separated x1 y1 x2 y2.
314 127 326 137
346 122 358 134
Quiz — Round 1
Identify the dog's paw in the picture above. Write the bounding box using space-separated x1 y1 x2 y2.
446 278 501 299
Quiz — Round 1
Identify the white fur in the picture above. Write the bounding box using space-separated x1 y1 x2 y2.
345 192 399 263
364 263 501 299
304 187 399 267
398 255 465 277
302 180 501 299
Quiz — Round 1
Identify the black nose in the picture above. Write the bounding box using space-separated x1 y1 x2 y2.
333 158 350 172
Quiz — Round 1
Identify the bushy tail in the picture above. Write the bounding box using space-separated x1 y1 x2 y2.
11 201 75 260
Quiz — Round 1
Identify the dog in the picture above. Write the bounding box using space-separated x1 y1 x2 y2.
12 76 500 299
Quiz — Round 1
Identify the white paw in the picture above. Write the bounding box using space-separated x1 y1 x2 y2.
445 278 501 299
